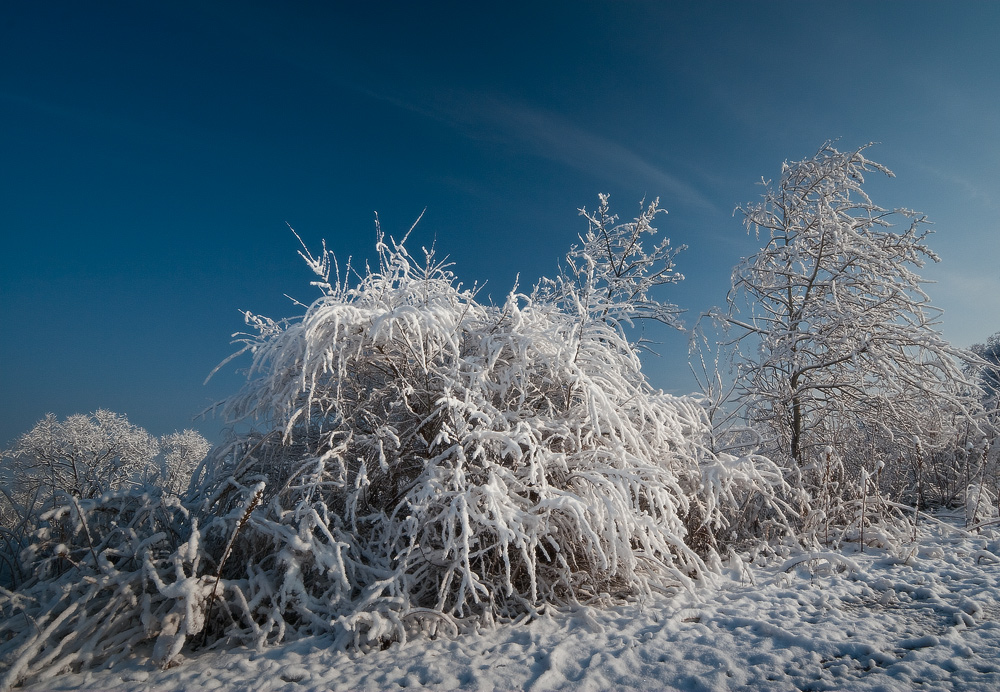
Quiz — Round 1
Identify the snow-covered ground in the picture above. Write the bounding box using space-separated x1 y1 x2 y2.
18 513 1000 692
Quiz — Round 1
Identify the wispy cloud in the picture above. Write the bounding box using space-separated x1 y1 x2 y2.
355 85 722 214
475 98 721 213
186 5 720 215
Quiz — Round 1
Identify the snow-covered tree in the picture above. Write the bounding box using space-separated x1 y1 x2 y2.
1 412 211 506
3 410 161 503
158 429 212 495
555 193 685 330
714 143 985 488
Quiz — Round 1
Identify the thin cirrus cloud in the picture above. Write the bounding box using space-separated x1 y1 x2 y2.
191 5 721 216
360 84 722 215
476 98 721 214
911 160 996 210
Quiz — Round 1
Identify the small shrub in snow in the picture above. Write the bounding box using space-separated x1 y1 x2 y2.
0 491 203 689
965 483 999 527
205 202 790 643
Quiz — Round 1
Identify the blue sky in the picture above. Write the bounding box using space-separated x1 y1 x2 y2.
2 1 999 446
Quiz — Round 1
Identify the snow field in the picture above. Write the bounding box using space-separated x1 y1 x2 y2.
20 514 1000 692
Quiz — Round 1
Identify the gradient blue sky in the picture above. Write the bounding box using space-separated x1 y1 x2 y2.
2 1 999 446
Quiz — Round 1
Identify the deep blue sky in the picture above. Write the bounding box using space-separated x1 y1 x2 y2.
2 1 999 446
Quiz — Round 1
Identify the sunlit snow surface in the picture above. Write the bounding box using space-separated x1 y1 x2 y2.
21 513 1000 692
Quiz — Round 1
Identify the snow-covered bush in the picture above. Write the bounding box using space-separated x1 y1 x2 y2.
200 200 792 645
0 490 212 690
